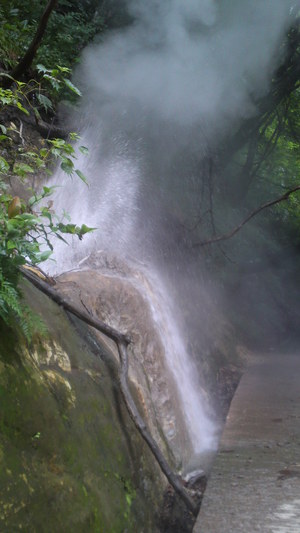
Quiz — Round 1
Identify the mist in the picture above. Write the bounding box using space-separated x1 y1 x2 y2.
48 0 298 458
51 0 297 299
60 0 295 255
80 0 291 131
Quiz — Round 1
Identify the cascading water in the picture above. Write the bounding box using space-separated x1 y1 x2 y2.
134 268 216 453
45 0 294 465
47 131 218 460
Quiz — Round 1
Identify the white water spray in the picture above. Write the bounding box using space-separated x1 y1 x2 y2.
133 268 217 453
46 0 295 461
48 140 218 457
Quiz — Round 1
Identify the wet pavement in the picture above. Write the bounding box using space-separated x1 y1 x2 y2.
193 354 300 532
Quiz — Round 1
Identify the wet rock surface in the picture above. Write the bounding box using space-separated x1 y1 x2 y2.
194 353 300 533
0 281 166 532
57 257 192 466
159 472 207 533
0 251 246 532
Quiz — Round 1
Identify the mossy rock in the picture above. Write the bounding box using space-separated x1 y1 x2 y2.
0 282 164 532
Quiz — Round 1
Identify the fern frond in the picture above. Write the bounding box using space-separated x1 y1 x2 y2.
19 302 48 342
0 271 22 318
0 267 47 341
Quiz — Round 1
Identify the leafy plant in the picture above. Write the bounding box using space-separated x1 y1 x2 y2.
0 74 94 340
248 92 300 243
36 63 82 103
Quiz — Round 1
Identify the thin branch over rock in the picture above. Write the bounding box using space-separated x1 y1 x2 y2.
20 266 199 516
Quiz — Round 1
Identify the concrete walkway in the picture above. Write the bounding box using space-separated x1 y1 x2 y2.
194 354 300 533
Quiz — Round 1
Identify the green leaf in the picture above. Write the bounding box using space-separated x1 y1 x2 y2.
57 66 70 74
0 156 9 174
6 225 20 239
79 145 89 155
42 186 56 197
57 223 77 234
60 143 75 156
7 240 17 250
15 213 41 223
75 169 88 184
43 75 60 91
49 138 65 148
40 208 52 222
78 224 96 237
21 151 37 159
32 250 53 263
36 93 53 111
51 148 61 158
61 159 74 175
0 193 12 202
29 192 48 207
16 102 29 115
0 124 7 134
13 162 35 177
33 107 41 121
80 224 95 233
69 132 80 141
40 148 48 158
63 78 82 97
36 64 48 74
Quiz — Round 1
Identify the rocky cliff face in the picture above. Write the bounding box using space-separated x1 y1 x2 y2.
0 281 166 532
0 252 245 532
56 256 192 467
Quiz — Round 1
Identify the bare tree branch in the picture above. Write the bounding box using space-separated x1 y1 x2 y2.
116 341 198 514
193 185 300 247
20 266 199 515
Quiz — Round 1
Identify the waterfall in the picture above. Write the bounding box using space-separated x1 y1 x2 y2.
47 131 218 458
45 0 294 463
135 268 217 453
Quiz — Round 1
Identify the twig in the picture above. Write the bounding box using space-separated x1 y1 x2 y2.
193 185 300 247
117 341 198 514
20 266 130 345
18 118 25 145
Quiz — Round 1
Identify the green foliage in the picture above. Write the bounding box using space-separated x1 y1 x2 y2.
0 1 106 73
0 76 94 339
224 86 300 246
35 64 82 103
0 263 48 341
251 91 300 242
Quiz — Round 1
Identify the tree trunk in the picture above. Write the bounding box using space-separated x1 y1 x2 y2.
8 0 58 84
